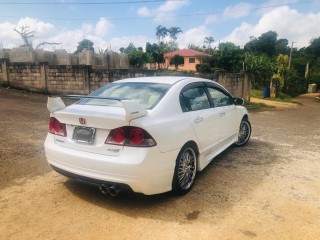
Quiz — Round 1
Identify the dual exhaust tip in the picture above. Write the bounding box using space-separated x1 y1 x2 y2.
99 184 121 197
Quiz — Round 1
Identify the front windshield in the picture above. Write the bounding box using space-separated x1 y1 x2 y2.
78 82 171 109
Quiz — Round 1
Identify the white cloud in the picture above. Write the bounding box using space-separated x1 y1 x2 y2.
257 0 297 15
0 18 56 48
177 26 212 49
16 17 55 38
223 2 254 20
95 18 113 37
137 0 189 22
222 6 320 48
109 36 151 51
137 6 152 17
205 2 254 25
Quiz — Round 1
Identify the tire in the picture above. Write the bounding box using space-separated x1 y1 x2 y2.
234 118 251 147
172 144 197 195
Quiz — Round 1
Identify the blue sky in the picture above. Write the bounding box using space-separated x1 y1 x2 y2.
0 0 319 52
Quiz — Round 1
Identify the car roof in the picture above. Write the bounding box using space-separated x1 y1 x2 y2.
115 76 212 85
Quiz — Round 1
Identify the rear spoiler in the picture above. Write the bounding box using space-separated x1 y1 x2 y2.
47 95 148 122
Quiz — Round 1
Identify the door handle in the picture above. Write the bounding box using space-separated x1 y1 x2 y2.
219 112 226 117
194 116 204 123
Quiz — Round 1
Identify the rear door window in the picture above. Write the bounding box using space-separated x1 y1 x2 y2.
180 86 210 111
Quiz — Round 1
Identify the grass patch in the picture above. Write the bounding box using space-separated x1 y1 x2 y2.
245 102 275 110
251 89 301 104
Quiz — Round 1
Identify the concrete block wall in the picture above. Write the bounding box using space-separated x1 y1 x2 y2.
216 72 251 102
9 47 35 63
0 58 251 101
47 65 90 95
8 63 45 92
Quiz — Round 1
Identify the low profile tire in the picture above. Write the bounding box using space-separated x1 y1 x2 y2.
172 144 197 195
235 118 251 147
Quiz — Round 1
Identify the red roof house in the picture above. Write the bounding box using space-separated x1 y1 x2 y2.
163 49 210 71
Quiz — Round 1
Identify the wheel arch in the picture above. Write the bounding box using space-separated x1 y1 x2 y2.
180 140 201 170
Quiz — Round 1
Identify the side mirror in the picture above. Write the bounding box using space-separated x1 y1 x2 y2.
234 98 244 106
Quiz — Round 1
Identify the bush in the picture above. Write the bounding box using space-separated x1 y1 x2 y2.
196 64 211 73
283 70 307 97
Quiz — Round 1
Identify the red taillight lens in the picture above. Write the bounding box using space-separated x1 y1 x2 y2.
108 128 125 144
105 127 156 147
129 128 144 145
48 117 67 137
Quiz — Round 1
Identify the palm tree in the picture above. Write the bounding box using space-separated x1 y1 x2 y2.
156 25 169 43
204 36 214 54
168 27 183 41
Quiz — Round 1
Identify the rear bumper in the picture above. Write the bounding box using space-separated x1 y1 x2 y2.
44 134 179 195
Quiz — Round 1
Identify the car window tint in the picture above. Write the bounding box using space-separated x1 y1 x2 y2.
207 87 233 107
181 87 210 111
78 82 171 109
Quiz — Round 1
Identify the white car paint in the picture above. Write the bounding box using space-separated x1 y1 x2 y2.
44 76 249 195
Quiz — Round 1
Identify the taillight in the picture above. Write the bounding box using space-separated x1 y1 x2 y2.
105 127 156 147
48 117 67 137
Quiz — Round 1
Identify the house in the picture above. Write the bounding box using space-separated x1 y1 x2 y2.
163 49 211 71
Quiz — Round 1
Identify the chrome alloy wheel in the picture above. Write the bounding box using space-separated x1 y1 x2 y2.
178 148 197 190
237 120 251 145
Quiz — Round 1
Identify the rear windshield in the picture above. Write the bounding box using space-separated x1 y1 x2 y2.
78 82 171 109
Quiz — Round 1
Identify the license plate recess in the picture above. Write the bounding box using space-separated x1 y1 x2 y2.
72 126 96 144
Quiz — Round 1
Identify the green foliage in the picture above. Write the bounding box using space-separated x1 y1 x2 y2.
128 50 152 69
196 64 211 73
211 42 243 72
283 69 307 97
121 43 152 68
75 39 94 53
244 52 276 87
145 42 164 64
170 55 184 69
188 44 205 52
156 25 183 43
168 27 183 41
245 102 275 110
244 31 278 56
119 43 136 54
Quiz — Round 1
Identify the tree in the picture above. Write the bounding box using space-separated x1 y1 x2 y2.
244 31 278 56
275 38 290 55
244 52 276 87
146 42 164 66
14 26 34 49
204 36 214 54
75 39 94 53
119 43 137 53
14 25 60 50
128 50 152 69
156 25 169 43
188 44 205 52
170 54 184 69
168 27 182 41
212 42 243 72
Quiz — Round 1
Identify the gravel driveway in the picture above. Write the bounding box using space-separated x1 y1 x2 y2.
0 87 319 240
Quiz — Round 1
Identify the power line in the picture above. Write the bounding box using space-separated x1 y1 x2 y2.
0 0 185 4
0 0 316 21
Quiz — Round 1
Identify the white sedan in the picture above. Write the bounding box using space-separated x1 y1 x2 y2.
44 76 251 196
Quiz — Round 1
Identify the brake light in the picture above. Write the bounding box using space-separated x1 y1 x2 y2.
105 127 156 147
48 117 67 137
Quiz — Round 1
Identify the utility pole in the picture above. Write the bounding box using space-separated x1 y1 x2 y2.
288 41 296 69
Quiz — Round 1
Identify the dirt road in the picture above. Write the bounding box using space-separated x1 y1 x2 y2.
0 87 319 240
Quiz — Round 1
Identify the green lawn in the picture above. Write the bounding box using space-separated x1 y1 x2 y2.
251 89 301 104
245 102 275 111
